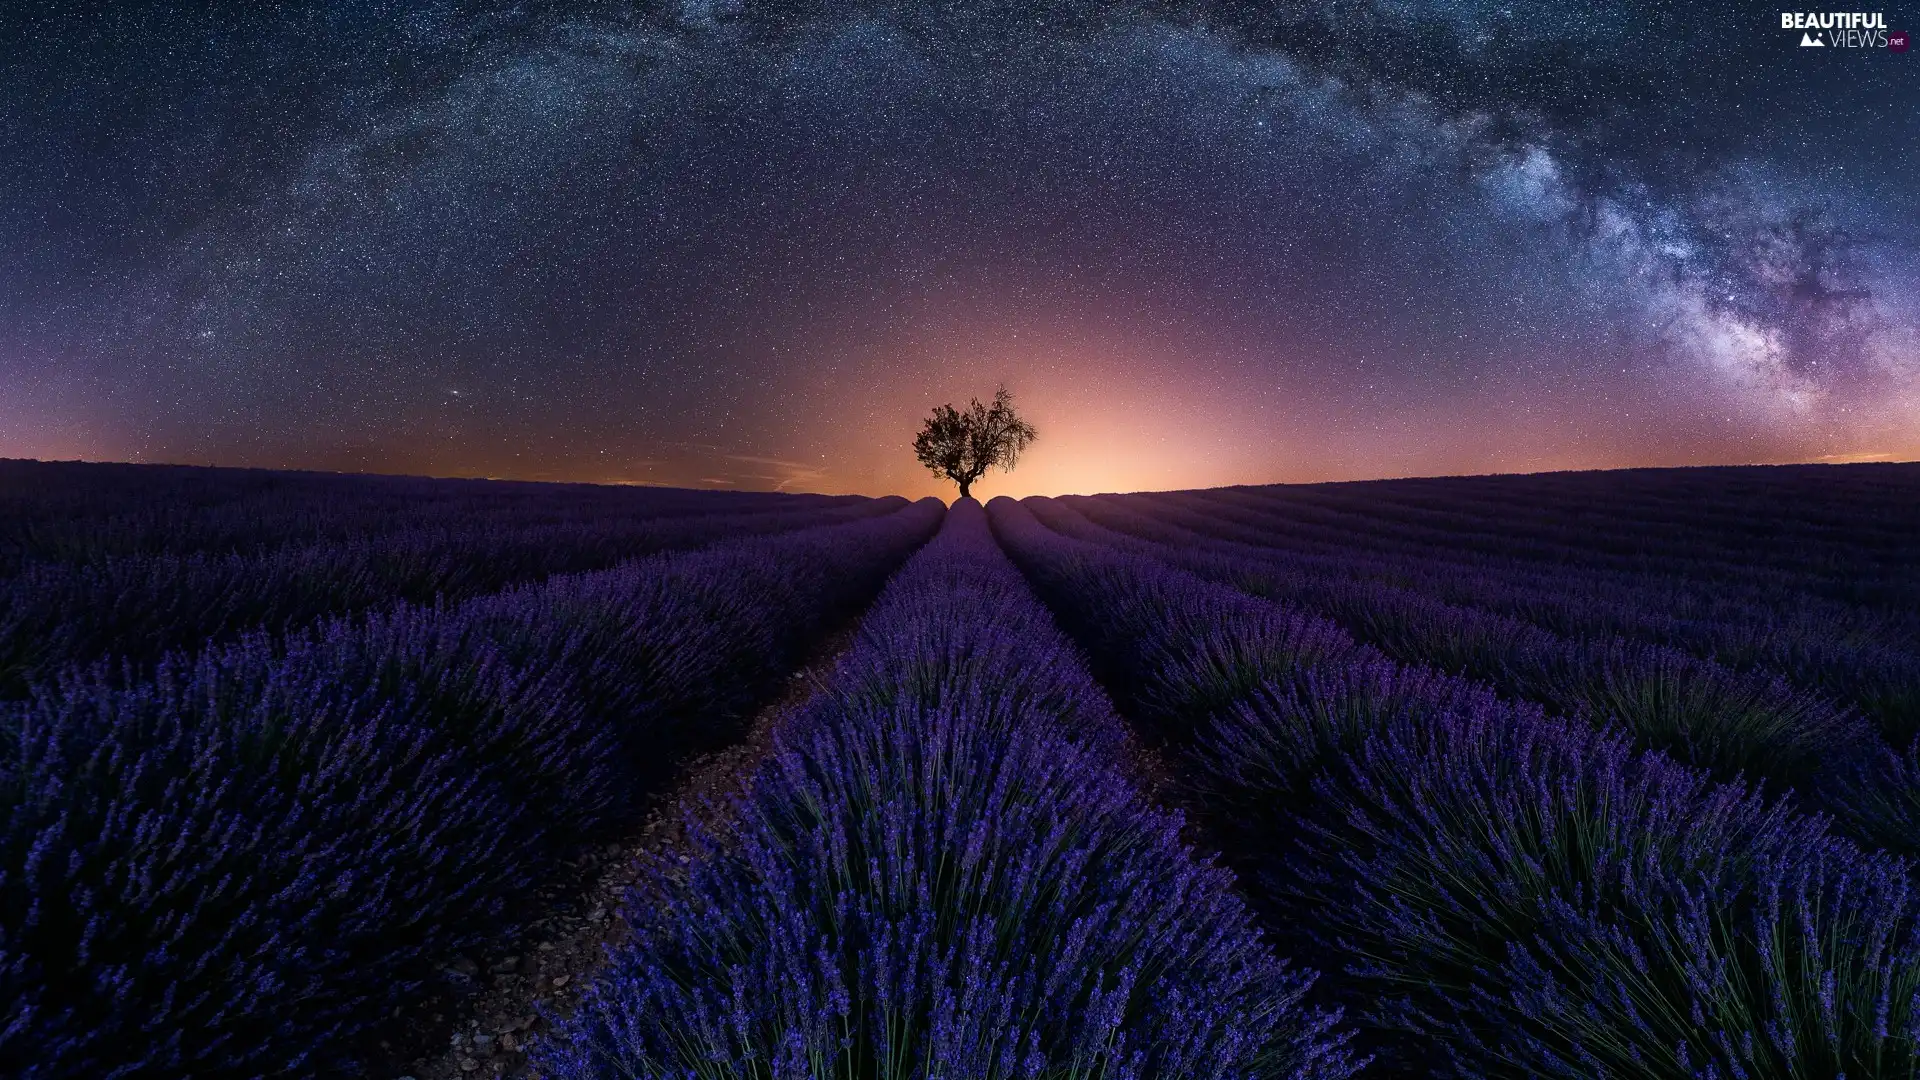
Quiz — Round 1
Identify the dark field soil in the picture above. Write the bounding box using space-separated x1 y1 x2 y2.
378 632 853 1079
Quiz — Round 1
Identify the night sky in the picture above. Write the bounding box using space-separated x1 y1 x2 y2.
3 1 1916 499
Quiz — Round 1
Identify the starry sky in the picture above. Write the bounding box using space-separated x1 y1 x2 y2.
3 0 1916 499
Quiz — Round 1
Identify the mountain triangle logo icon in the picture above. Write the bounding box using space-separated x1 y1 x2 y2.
1800 31 1826 44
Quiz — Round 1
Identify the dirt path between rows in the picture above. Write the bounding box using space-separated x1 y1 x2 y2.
376 629 853 1080
366 594 1206 1080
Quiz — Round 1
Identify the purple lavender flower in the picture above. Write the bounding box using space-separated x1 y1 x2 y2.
539 501 1360 1080
988 493 1920 1078
0 495 942 1076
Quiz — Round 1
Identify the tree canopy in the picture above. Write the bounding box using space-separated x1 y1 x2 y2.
912 386 1037 500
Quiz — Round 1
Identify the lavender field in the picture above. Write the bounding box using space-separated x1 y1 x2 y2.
6 459 1920 1079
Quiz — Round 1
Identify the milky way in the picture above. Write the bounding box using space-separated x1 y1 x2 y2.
3 1 1916 497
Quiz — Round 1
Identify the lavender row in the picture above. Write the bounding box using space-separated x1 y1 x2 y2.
1159 482 1899 635
1210 470 1920 615
0 497 903 699
1058 491 1920 865
1149 485 1920 718
1331 463 1920 546
0 498 943 1078
541 500 1360 1080
1273 464 1920 557
1161 483 1892 624
0 462 823 574
988 494 1920 1078
1032 494 1871 801
0 459 841 574
1168 483 1915 637
1094 491 1920 738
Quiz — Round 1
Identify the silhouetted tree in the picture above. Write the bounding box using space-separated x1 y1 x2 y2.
912 386 1038 500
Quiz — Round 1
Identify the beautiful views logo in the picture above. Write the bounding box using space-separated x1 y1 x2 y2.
1781 10 1907 46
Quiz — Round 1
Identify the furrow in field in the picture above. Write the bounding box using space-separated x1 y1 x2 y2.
0 459 850 574
988 493 1920 1079
0 496 904 698
1026 495 1875 812
1087 491 1920 738
0 498 943 1078
534 500 1362 1079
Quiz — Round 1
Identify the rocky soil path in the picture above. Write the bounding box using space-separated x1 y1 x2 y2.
378 631 852 1079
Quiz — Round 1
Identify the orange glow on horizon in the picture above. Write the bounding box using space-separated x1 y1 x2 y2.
14 310 1920 498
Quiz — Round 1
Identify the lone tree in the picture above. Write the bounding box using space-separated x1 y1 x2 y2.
912 385 1038 500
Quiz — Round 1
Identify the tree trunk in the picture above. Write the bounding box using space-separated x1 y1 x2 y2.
957 477 972 500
